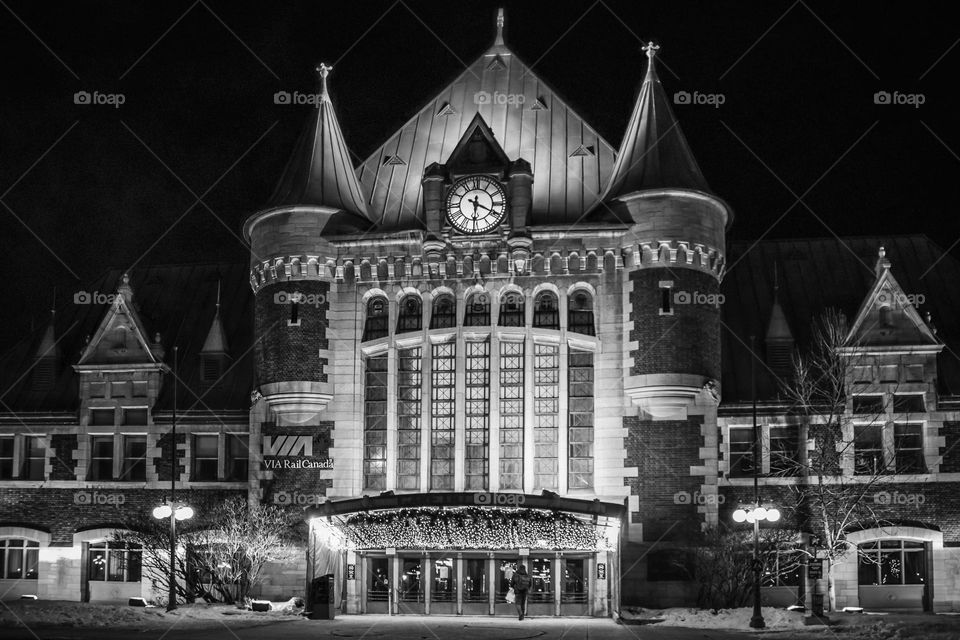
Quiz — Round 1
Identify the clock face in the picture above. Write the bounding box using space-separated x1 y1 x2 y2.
445 175 507 234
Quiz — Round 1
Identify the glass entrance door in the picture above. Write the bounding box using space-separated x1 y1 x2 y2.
527 556 555 616
463 557 490 614
431 556 456 614
398 557 425 614
366 557 390 613
494 557 519 616
561 557 589 615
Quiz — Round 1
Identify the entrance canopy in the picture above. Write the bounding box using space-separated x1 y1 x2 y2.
305 493 625 552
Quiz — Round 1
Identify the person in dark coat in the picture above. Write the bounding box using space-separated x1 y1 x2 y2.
509 563 531 620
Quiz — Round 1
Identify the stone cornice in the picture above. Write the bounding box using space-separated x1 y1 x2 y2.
623 239 725 279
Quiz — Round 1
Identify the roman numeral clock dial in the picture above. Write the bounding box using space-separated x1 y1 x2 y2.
445 175 507 234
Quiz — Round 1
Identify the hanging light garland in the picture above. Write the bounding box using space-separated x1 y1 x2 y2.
342 507 614 551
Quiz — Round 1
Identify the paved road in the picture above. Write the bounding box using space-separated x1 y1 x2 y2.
0 615 756 640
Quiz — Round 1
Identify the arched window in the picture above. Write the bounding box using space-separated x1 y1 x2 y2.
498 291 525 327
464 292 490 326
1 539 39 579
568 291 595 336
430 294 456 329
396 295 422 334
533 291 559 329
362 296 389 342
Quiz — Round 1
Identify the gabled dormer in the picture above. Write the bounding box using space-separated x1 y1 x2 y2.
840 247 943 403
73 274 166 430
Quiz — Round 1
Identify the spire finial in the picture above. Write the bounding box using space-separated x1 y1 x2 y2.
875 245 891 276
773 262 779 294
215 279 221 312
316 62 333 100
643 41 660 60
495 8 505 46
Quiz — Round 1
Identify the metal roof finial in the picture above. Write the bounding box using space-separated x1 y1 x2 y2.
495 8 505 46
643 41 660 60
316 62 333 100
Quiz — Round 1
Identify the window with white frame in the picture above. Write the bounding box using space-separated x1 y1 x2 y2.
430 342 456 490
89 436 114 480
728 427 756 478
533 343 559 490
119 436 146 481
193 435 219 481
854 424 884 475
499 341 524 490
363 353 389 490
858 540 925 585
768 426 799 475
0 539 39 579
0 438 13 479
88 541 141 582
465 340 489 491
893 423 925 473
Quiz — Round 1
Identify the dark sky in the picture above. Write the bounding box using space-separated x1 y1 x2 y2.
1 0 958 353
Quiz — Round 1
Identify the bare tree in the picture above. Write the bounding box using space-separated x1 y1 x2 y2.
116 497 303 606
776 309 908 611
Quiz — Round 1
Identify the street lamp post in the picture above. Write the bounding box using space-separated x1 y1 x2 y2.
151 346 193 611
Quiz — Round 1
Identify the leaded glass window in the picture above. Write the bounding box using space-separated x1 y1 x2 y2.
499 341 524 490
397 347 422 489
534 343 559 490
568 348 594 489
363 354 388 490
465 340 490 490
431 342 456 489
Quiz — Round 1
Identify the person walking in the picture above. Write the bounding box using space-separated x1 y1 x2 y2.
510 563 531 620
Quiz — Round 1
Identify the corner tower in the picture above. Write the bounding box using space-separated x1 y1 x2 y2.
243 63 372 423
603 44 732 591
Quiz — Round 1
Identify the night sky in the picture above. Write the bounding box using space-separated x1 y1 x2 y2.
1 1 958 354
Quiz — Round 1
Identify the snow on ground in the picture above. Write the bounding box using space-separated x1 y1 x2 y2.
0 598 305 629
620 606 807 630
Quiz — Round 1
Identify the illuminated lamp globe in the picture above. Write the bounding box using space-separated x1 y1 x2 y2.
766 508 781 523
175 506 194 521
153 505 172 519
732 509 747 523
753 506 768 521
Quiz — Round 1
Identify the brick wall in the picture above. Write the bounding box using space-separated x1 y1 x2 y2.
628 268 721 380
623 414 705 541
0 488 245 546
254 281 330 385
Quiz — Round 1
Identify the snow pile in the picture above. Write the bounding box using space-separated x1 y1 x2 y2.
0 599 305 629
621 606 807 630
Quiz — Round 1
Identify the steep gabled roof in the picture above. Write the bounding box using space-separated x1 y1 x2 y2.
266 63 372 223
356 15 617 230
77 274 161 367
843 246 942 350
598 43 711 204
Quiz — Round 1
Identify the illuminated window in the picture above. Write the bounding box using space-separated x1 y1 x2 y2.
119 435 146 481
854 424 884 475
498 291 525 327
894 423 925 473
364 354 388 490
430 294 456 329
465 340 489 490
464 293 490 326
396 348 421 490
533 292 559 329
0 539 39 580
499 341 524 490
431 343 456 489
728 427 755 478
363 297 389 342
568 348 594 489
568 291 595 336
534 343 559 490
21 436 45 481
858 541 926 586
397 295 422 334
193 435 219 481
88 541 141 582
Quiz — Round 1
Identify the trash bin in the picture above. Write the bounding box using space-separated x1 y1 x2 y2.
811 594 824 616
309 573 336 620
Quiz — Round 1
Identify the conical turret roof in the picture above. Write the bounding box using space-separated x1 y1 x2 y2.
600 43 711 202
266 63 371 222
